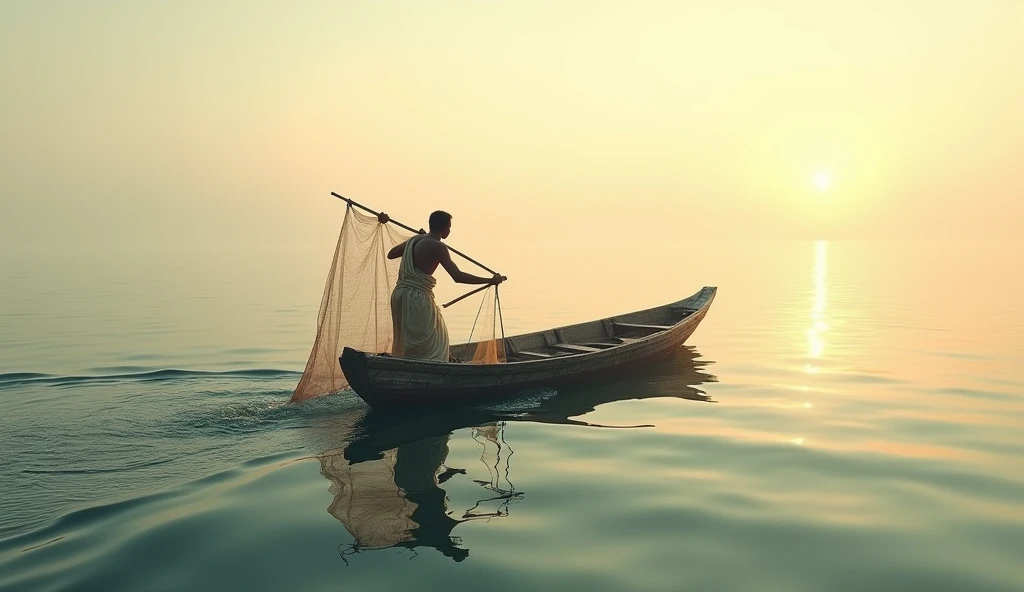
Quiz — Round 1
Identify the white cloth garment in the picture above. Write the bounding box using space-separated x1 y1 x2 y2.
390 235 450 361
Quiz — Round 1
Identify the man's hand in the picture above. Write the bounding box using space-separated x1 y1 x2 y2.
377 212 390 224
490 273 508 285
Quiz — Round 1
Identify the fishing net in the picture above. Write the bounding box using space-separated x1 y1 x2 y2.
464 289 507 365
291 204 505 403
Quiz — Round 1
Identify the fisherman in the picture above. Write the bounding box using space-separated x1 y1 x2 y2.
379 210 505 361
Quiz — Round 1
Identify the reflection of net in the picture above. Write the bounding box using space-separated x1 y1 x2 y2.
292 204 506 403
319 449 418 549
473 424 503 488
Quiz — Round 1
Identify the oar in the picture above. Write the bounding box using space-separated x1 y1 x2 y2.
331 191 499 275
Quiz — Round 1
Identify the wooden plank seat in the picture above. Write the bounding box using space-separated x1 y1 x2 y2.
549 343 603 354
515 350 555 359
580 342 620 349
613 322 674 331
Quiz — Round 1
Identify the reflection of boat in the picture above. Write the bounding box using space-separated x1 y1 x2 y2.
315 347 715 562
344 346 716 462
340 287 716 409
318 425 520 563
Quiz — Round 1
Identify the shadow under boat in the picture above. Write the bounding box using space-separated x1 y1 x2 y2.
314 346 717 563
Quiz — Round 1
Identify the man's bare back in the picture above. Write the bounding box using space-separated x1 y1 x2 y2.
405 235 447 275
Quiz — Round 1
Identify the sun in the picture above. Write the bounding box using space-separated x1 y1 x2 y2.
813 171 832 192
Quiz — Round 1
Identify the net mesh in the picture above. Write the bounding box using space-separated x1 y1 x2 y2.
291 206 410 402
465 287 507 365
292 204 505 403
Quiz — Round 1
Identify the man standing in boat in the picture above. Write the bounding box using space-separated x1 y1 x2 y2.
379 210 505 361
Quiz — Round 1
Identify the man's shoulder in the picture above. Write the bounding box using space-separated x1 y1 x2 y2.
415 236 447 257
420 237 446 250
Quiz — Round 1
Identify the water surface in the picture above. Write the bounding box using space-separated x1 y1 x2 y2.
1 240 1022 591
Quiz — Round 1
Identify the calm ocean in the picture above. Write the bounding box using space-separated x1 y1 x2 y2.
1 240 1022 591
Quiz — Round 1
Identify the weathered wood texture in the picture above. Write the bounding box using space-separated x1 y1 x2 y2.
340 286 716 409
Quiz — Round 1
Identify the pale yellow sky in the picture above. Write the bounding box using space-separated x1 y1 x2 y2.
1 0 1021 250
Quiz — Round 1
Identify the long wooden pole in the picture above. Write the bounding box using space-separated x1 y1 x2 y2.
331 191 498 275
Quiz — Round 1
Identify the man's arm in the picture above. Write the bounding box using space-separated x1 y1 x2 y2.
387 240 407 260
437 243 505 285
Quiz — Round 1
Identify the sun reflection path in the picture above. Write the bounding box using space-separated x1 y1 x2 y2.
794 241 829 446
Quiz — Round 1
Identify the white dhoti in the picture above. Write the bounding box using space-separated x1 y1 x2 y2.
390 236 450 361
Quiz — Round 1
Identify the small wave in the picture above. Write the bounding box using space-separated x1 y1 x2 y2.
179 398 294 435
931 386 1022 403
0 372 50 383
0 449 306 552
0 489 174 552
21 456 178 476
0 368 301 389
171 389 366 437
471 387 559 413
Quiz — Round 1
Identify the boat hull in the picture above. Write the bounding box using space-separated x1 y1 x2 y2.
340 286 716 409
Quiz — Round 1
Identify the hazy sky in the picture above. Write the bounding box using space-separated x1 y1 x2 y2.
2 1 1021 250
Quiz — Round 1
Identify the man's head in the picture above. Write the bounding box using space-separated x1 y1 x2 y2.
429 210 452 239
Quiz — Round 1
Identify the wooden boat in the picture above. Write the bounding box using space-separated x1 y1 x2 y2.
340 286 716 409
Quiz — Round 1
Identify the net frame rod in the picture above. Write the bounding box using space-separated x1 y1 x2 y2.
496 284 507 359
465 288 489 345
331 191 498 275
442 284 491 309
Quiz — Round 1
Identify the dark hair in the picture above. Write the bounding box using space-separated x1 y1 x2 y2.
429 210 452 231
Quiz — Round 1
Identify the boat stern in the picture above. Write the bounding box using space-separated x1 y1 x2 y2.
340 347 380 407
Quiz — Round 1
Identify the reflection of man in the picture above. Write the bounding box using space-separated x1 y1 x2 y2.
392 436 470 562
381 210 505 361
319 435 470 562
